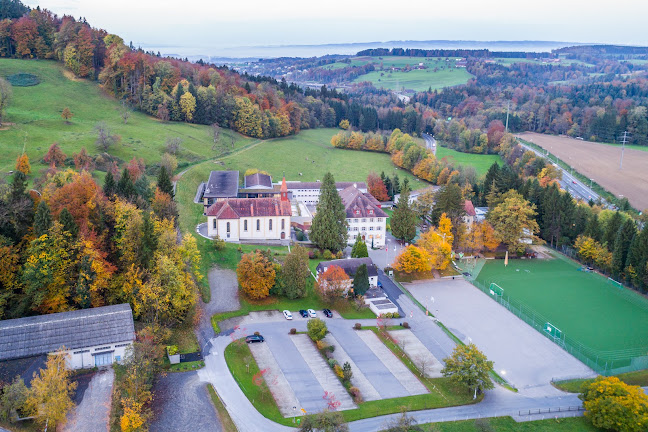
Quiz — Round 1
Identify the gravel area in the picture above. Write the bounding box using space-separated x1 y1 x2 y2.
150 371 222 432
197 267 240 349
62 368 114 432
248 341 301 417
323 333 380 401
387 329 443 378
355 331 428 396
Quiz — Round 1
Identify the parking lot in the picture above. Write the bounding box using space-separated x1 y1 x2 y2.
247 318 436 416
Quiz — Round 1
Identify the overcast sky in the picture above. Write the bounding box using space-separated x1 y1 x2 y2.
23 0 648 56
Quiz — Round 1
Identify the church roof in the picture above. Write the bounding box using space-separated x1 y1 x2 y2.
205 198 292 219
339 186 388 219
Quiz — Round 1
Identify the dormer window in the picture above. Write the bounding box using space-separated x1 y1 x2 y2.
354 209 360 216
369 209 374 215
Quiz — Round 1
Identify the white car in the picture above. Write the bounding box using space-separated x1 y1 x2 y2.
307 309 317 318
283 310 293 320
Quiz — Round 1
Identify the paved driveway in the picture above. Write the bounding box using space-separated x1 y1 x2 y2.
150 371 222 432
62 368 114 432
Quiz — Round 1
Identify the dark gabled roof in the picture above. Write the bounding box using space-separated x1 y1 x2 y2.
205 198 292 219
339 186 388 219
0 304 135 361
238 185 282 194
316 257 378 278
284 181 367 191
204 171 239 198
244 173 273 189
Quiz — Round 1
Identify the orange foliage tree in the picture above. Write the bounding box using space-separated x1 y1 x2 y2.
315 265 349 303
237 251 275 300
367 172 389 201
393 245 432 273
43 142 67 167
15 153 31 174
418 227 452 270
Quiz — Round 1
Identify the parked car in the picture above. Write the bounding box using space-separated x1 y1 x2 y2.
323 309 333 318
299 309 308 318
283 310 293 320
307 309 317 318
245 334 265 343
377 281 383 288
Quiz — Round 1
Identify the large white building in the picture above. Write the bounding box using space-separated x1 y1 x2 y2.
0 304 135 370
205 180 292 241
282 181 368 205
339 185 388 248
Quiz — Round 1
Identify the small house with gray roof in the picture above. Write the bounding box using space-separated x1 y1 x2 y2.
0 304 135 369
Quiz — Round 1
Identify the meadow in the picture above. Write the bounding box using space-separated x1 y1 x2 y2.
435 146 502 177
475 252 648 373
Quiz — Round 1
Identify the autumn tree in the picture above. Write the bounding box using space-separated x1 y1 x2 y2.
300 409 348 432
315 265 349 304
350 236 368 258
418 227 452 270
391 182 417 243
307 318 328 341
278 245 310 299
442 343 494 399
14 153 30 174
43 142 67 167
438 213 454 246
0 376 28 422
393 245 432 273
580 376 648 432
73 147 94 171
367 172 389 202
95 122 119 151
25 352 77 428
237 251 276 300
120 101 131 124
459 221 499 253
339 119 350 130
310 172 348 252
487 190 539 254
180 92 196 122
61 107 73 123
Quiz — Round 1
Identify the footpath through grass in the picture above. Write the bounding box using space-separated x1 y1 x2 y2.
476 254 648 370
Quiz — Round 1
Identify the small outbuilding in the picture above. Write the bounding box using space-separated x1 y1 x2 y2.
0 304 136 369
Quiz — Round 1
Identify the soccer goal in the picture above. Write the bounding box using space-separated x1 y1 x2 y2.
489 282 504 298
608 277 623 289
544 322 564 344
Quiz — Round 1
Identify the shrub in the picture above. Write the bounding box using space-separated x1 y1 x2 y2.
327 345 336 353
328 358 338 368
323 249 334 260
336 251 343 259
474 418 495 432
213 235 226 251
314 249 322 259
334 364 344 379
342 362 353 382
289 328 297 335
308 250 316 259
354 323 362 330
307 318 328 341
316 340 328 350
166 345 178 356
349 386 363 403
403 322 410 329
392 312 400 319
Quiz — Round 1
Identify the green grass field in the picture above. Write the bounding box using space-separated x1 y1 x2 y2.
0 58 255 179
436 146 502 176
475 252 648 372
419 416 602 432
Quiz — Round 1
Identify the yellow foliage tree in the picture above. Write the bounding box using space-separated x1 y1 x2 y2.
339 119 350 130
15 153 31 174
393 245 432 273
575 235 598 263
179 92 196 122
120 401 146 432
237 251 276 300
418 228 452 270
581 376 648 432
438 213 454 246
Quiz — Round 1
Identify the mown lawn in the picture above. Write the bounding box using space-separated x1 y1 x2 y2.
553 368 648 393
435 146 503 177
419 416 602 431
354 67 473 92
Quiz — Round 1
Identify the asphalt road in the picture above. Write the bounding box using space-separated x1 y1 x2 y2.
518 142 606 205
422 133 437 156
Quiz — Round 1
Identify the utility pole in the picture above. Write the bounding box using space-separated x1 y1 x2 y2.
619 131 628 170
505 101 510 133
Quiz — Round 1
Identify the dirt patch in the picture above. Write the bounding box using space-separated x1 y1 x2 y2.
517 132 648 210
62 69 84 82
0 122 16 131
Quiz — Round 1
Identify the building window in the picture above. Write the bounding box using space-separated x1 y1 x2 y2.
354 219 358 223
377 218 382 222
73 349 90 354
361 219 366 223
369 227 374 231
362 227 367 232
114 343 130 348
212 219 217 229
269 219 273 230
226 222 230 233
369 209 374 215
244 220 248 231
281 219 285 230
257 219 260 231
377 226 382 230
353 235 357 239
370 218 374 222
94 346 111 351
353 227 358 231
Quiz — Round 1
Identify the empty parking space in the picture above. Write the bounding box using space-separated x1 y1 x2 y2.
388 329 443 378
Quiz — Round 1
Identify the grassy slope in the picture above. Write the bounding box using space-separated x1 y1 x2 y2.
554 369 648 393
435 146 502 177
420 416 601 431
0 58 254 178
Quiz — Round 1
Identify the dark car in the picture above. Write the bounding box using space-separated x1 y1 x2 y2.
323 309 333 318
245 334 264 343
299 309 308 318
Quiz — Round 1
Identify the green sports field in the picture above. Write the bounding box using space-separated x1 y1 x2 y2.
474 252 648 373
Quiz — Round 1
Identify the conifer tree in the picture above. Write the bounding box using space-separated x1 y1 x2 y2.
393 174 401 194
352 263 370 296
157 166 174 198
391 182 417 243
309 172 348 252
103 170 116 197
34 200 52 237
351 236 369 258
604 211 623 251
584 214 602 242
612 219 636 277
626 227 648 289
59 208 78 239
139 212 157 269
117 168 136 200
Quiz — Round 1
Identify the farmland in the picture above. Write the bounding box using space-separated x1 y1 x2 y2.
516 132 648 210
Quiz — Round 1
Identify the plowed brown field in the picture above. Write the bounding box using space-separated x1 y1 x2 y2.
517 132 648 210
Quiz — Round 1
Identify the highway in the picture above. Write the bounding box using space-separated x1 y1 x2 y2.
422 133 437 156
517 141 607 206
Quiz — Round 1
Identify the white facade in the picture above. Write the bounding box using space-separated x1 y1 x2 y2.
207 215 290 241
346 216 386 248
64 341 132 369
284 184 368 205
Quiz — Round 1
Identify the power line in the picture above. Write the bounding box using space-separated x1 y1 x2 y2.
619 131 629 170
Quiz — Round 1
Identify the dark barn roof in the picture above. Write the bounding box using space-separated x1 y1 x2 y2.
316 257 378 279
0 304 135 361
244 173 273 189
204 171 240 198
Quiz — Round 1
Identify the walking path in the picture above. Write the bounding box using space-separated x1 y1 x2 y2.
387 329 443 378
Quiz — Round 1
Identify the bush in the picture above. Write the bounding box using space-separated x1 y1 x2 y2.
307 318 328 341
308 250 316 259
296 231 305 241
354 323 362 330
316 340 328 350
474 418 495 432
254 331 260 336
313 249 322 259
166 345 178 356
213 235 226 251
402 322 410 329
333 364 344 379
349 386 363 403
323 249 334 260
327 345 336 353
289 328 297 335
328 358 338 368
336 251 344 259
392 312 400 318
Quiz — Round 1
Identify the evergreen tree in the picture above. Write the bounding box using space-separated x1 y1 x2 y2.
139 212 158 269
612 219 636 277
59 208 78 238
604 211 623 251
393 174 401 194
0 171 34 242
391 182 417 243
626 227 648 290
34 200 52 237
352 264 370 297
383 175 393 199
117 168 136 200
482 162 500 199
134 176 153 202
75 255 93 309
279 245 310 299
431 183 465 226
309 172 348 252
103 170 116 197
157 166 174 198
584 214 602 242
351 236 369 258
